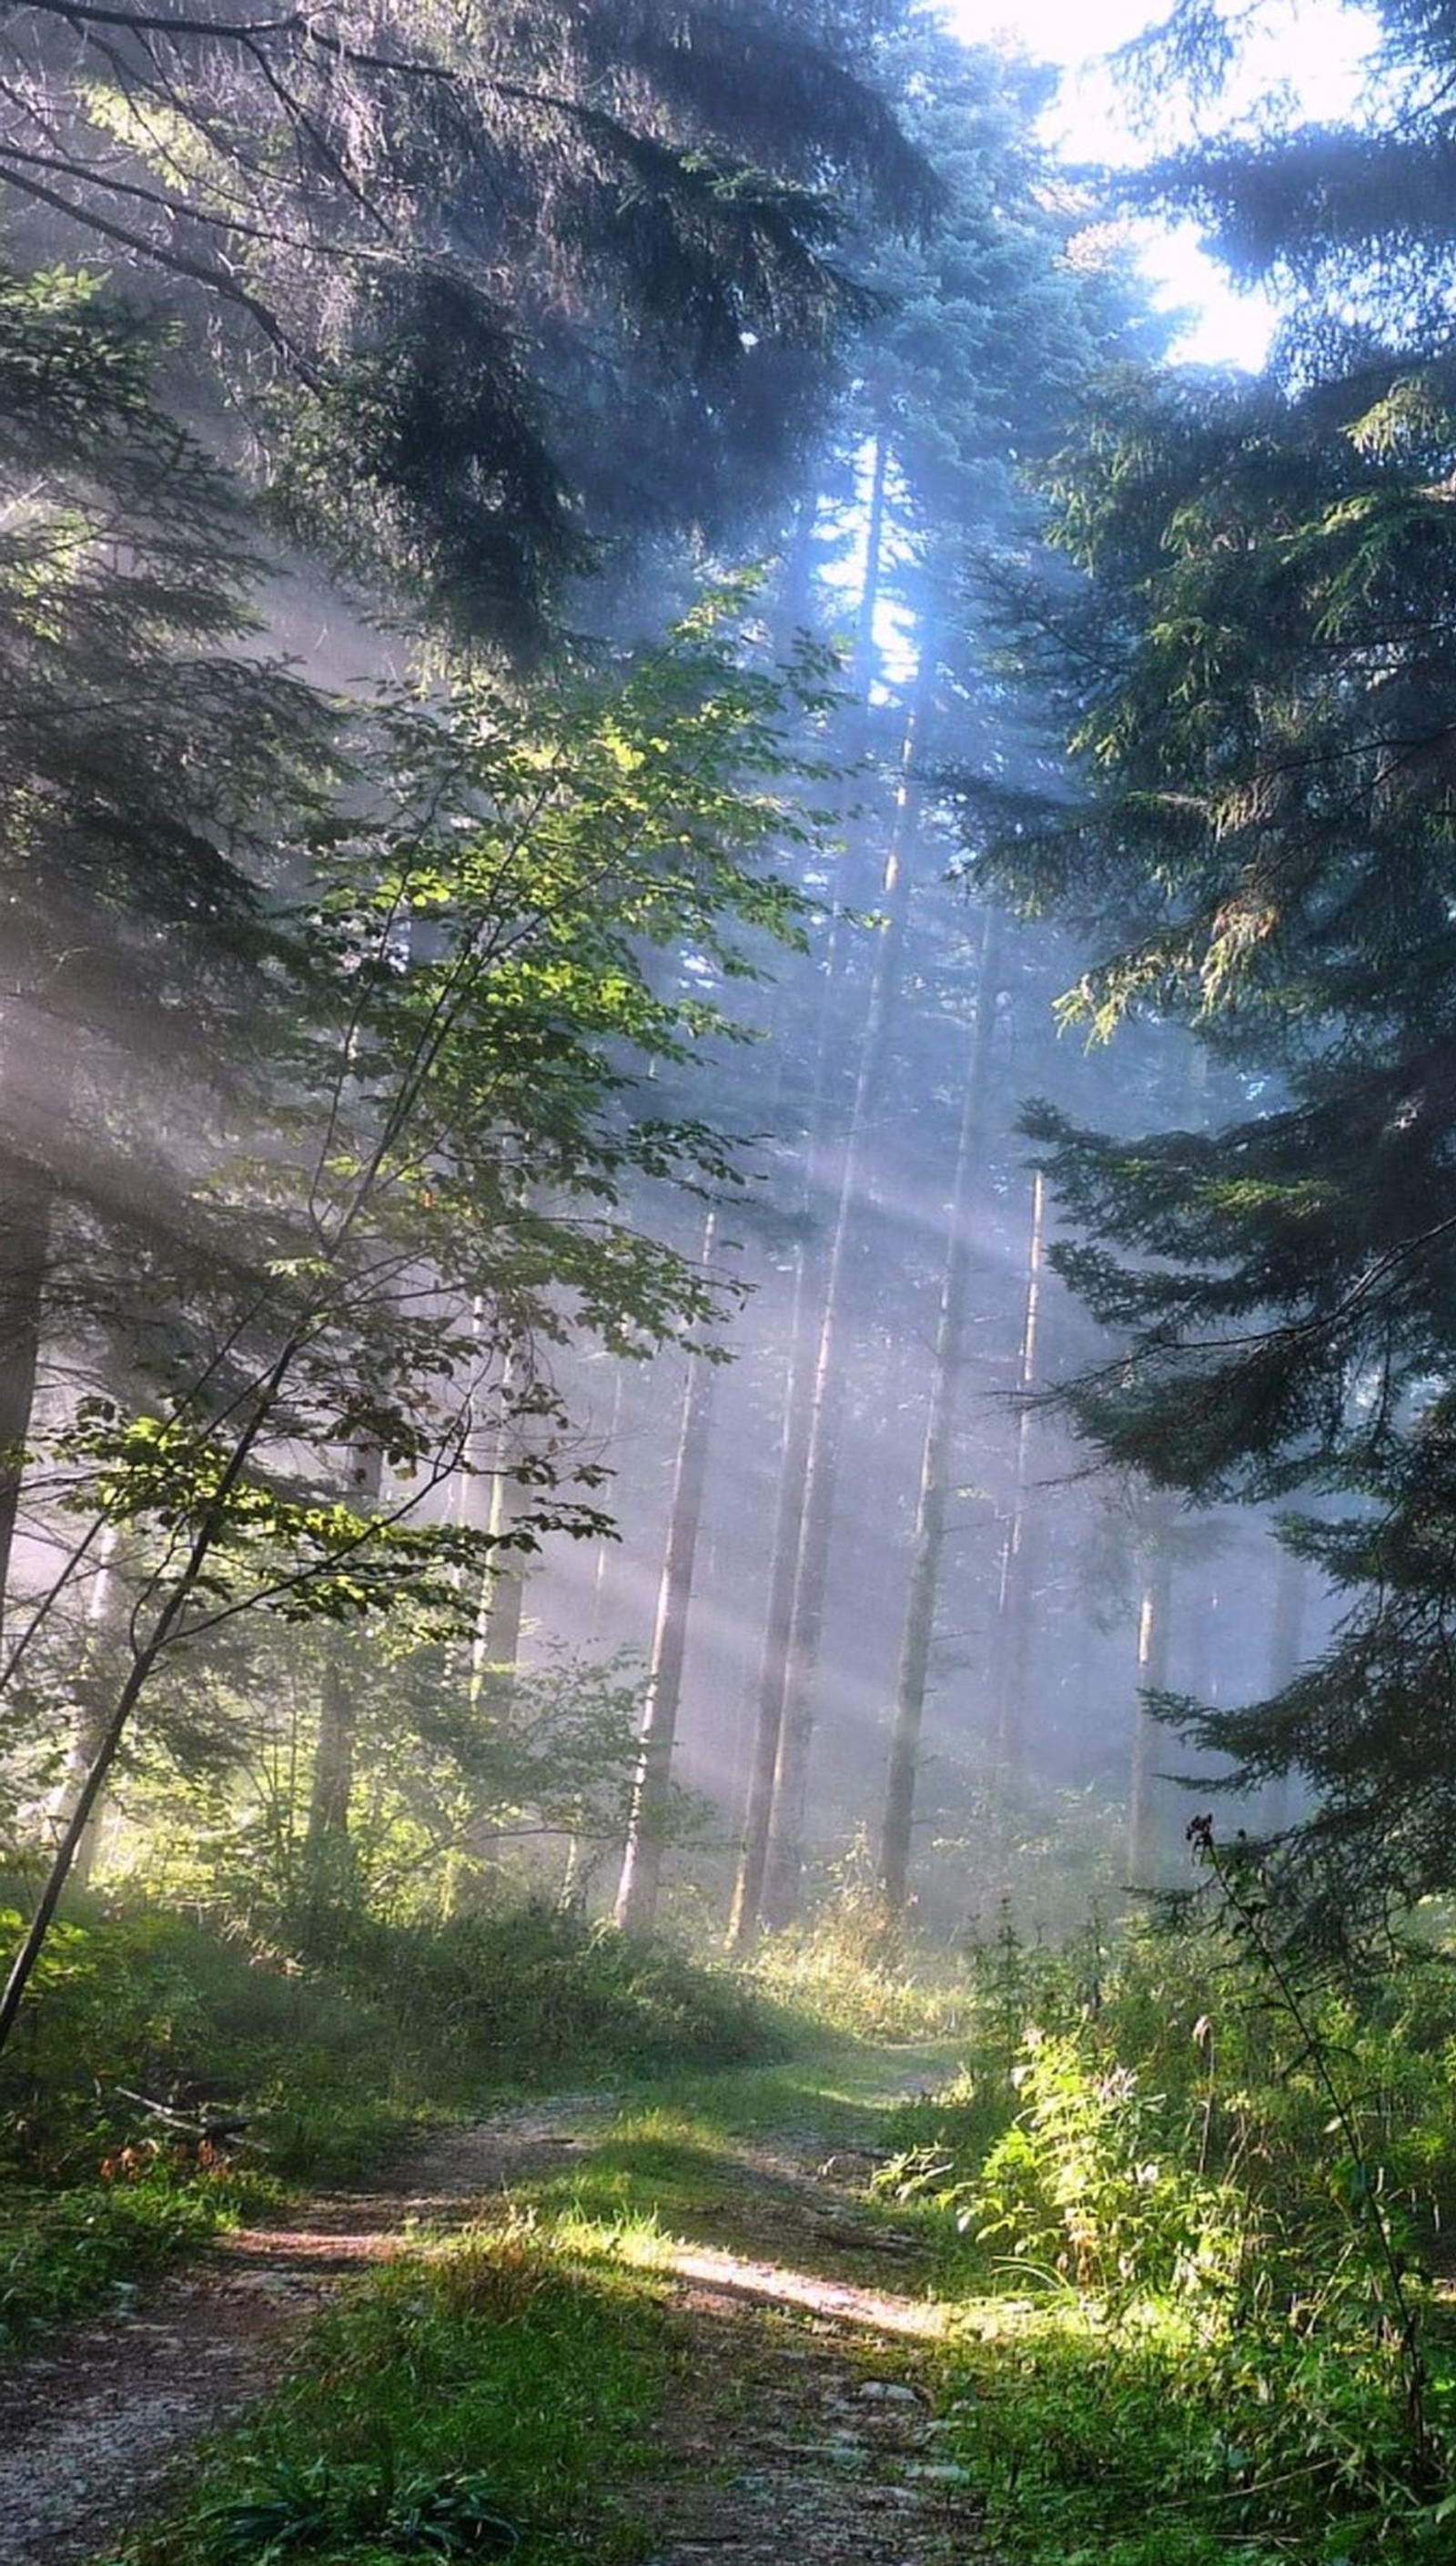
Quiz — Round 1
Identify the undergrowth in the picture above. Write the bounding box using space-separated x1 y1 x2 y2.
0 1887 785 2348
742 1847 967 2041
102 2220 672 2566
877 1855 1456 2562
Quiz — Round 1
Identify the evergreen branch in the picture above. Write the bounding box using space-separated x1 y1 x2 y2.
0 161 312 370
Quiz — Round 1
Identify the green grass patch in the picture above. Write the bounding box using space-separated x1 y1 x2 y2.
0 2162 280 2356
105 2220 679 2566
0 1889 794 2351
870 1919 1456 2563
96 2034 953 2566
938 2294 1456 2566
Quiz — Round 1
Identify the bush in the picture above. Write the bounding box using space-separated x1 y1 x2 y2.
0 2158 279 2352
355 1902 782 2084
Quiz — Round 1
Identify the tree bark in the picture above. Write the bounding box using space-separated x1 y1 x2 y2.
725 1231 820 1948
304 1438 381 1857
56 1521 121 1891
0 1158 54 1648
614 1211 719 1932
853 418 892 709
1260 1541 1308 1835
879 908 1002 1916
992 1167 1048 1794
724 741 883 1950
475 1454 531 1720
1128 1534 1175 1885
758 692 923 1930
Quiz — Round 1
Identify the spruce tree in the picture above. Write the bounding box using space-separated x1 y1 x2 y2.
0 0 935 643
983 1 1456 1932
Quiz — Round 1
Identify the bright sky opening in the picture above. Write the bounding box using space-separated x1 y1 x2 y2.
954 0 1380 368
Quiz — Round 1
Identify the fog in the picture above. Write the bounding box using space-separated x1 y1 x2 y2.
0 0 1355 1966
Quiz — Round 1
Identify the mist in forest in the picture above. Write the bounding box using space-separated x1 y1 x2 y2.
0 0 1400 1993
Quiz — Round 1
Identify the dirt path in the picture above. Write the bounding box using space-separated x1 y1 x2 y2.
0 2105 610 2566
0 2092 981 2566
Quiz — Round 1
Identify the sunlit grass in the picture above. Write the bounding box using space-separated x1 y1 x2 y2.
96 2033 955 2566
108 2221 676 2566
929 2285 1456 2566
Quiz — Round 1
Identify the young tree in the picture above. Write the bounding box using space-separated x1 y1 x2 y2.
0 593 832 2051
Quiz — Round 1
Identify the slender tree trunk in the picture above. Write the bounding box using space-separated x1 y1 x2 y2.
307 1654 356 1845
475 1456 530 1719
304 1439 381 1858
724 742 883 1950
853 419 892 708
587 1362 626 1646
56 1521 122 1891
1 1321 310 2055
992 1168 1048 1793
726 1232 821 1947
1128 1536 1175 1884
774 489 820 641
614 1211 719 1932
1260 1542 1307 1835
758 692 924 1931
0 1160 53 1646
880 909 1002 1915
455 1335 531 1719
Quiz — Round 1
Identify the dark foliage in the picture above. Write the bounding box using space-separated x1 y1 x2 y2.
983 5 1456 1932
0 0 936 641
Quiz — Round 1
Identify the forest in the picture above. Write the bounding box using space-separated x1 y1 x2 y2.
5 3 1456 2562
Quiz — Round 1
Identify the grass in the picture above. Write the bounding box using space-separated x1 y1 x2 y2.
42 1997 1456 2566
0 2162 281 2358
934 2295 1456 2566
14 1882 1456 2565
96 2039 946 2566
103 2222 677 2566
0 1888 794 2351
868 1926 1456 2566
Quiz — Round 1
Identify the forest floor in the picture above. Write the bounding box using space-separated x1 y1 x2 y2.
0 2046 985 2566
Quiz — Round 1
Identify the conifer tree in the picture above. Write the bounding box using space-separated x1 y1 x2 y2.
985 0 1456 1931
0 0 935 643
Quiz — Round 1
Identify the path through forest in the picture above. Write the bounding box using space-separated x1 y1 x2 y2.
0 2064 986 2566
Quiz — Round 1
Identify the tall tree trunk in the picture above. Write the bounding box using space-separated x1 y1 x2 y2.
615 1211 719 1932
304 1438 381 1859
853 418 892 709
56 1521 121 1891
307 1653 356 1847
587 1361 626 1646
992 1168 1048 1793
475 1455 530 1720
724 739 884 1951
1260 1541 1307 1835
0 1159 53 1648
725 1231 821 1948
879 908 1002 1916
758 690 924 1931
1128 1534 1175 1884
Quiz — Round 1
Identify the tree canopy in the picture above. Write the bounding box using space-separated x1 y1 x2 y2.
981 0 1456 1938
0 0 936 641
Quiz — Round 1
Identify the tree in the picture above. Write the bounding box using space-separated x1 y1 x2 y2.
0 259 328 1642
0 0 935 644
981 1 1456 1934
614 1207 721 1934
0 590 833 2051
878 905 1002 1915
714 25 1157 1938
